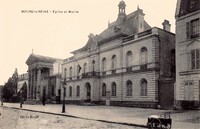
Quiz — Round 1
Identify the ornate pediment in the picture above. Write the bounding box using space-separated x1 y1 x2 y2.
88 40 98 51
26 54 57 66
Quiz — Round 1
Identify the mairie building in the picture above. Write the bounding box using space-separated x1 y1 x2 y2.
61 0 176 109
175 0 200 109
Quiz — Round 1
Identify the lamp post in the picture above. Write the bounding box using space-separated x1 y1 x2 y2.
20 90 23 108
42 87 46 106
62 79 66 113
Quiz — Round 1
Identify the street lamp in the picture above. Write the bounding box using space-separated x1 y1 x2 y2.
62 79 66 113
20 90 23 108
42 88 46 106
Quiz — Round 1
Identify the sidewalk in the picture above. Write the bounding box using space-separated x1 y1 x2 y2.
2 102 200 129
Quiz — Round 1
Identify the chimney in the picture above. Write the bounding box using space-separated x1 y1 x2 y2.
136 6 145 33
162 20 171 32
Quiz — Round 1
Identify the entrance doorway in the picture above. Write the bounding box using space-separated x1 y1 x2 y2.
85 82 91 102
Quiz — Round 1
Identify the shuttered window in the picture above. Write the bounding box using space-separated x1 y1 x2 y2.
126 80 132 96
186 19 200 39
191 49 200 70
102 83 106 96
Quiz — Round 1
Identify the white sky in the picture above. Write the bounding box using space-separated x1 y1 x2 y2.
0 0 177 85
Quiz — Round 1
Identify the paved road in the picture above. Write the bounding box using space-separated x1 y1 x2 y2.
1 103 200 129
0 107 145 129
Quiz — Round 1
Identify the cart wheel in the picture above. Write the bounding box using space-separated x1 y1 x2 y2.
147 123 153 129
166 124 171 129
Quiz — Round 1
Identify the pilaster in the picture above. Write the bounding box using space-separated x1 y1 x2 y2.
36 68 41 100
30 69 33 100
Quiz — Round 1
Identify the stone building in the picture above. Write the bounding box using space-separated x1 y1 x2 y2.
17 73 28 100
17 73 28 92
175 0 200 109
61 0 175 108
26 53 63 103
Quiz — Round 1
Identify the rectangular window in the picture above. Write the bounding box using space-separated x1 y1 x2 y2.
191 19 200 38
191 49 200 70
187 19 200 39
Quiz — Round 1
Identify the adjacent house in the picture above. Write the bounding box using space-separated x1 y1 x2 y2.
175 0 200 109
26 53 63 103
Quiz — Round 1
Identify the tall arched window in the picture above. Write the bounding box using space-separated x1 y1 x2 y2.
126 80 132 96
69 86 72 97
102 58 107 75
141 79 147 96
126 51 133 67
102 58 107 71
111 82 117 96
83 63 87 73
76 85 80 97
112 55 117 70
140 47 148 69
64 68 67 78
76 65 80 79
69 67 72 80
92 60 95 71
77 65 79 76
102 83 106 96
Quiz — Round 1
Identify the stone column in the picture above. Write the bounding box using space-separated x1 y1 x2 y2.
29 69 33 100
27 71 30 100
35 69 37 99
46 68 50 99
36 68 41 100
27 70 31 100
31 69 34 100
32 69 36 100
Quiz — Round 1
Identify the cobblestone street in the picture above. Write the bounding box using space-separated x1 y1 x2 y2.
0 107 144 129
1 103 200 129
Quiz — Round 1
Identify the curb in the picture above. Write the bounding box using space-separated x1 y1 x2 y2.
2 106 148 128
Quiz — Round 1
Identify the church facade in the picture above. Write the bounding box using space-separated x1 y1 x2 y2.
26 54 63 103
61 1 175 108
175 0 200 109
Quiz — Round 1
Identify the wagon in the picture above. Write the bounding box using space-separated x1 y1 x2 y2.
146 113 172 129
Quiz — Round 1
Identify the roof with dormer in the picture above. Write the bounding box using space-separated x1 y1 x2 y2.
71 5 151 54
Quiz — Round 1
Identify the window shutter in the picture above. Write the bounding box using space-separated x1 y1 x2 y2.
191 50 195 69
186 22 191 39
189 85 194 100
